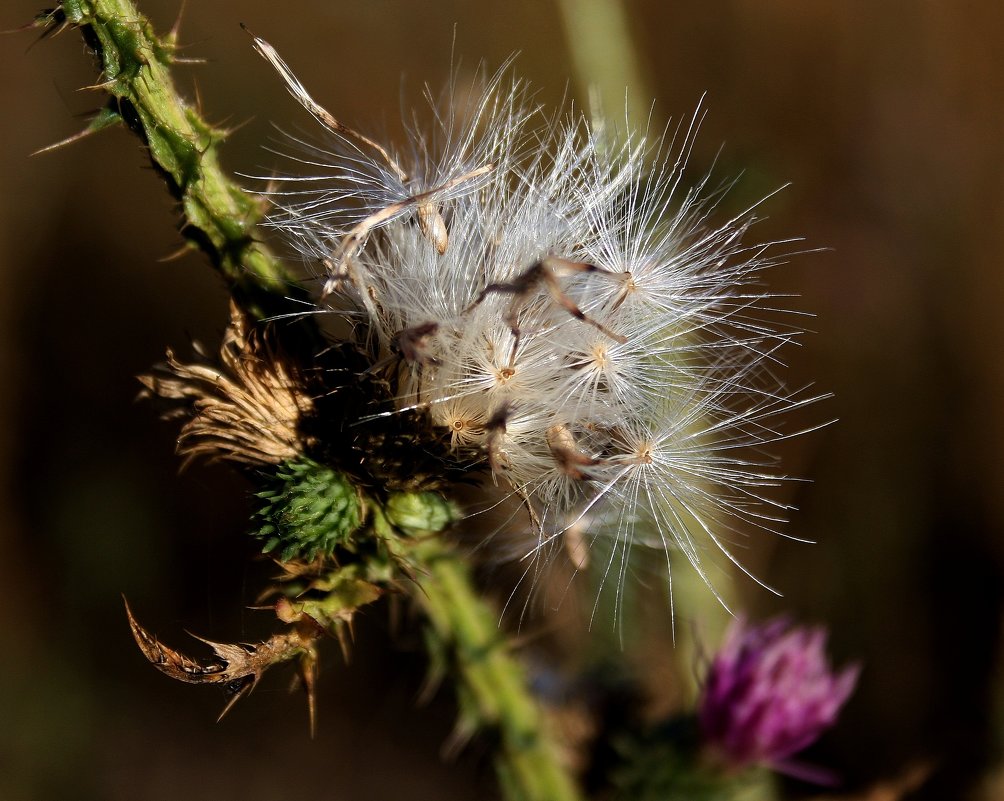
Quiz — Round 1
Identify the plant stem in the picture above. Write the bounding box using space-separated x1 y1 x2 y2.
399 533 583 801
554 0 655 139
55 0 299 314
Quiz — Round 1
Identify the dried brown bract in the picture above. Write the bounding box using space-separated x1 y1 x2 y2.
138 301 311 467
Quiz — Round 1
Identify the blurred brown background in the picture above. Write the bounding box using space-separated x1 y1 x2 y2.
2 1 1003 799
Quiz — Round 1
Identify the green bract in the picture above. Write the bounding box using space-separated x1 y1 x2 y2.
255 458 362 562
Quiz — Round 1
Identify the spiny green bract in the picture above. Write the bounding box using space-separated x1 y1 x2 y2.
254 458 362 562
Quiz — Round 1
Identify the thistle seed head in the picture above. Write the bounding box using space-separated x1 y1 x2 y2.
249 41 824 612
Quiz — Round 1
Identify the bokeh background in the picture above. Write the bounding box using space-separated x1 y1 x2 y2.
2 1 1003 799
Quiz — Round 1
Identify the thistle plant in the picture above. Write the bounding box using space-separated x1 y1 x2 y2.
246 30 819 619
27 2 852 800
609 616 858 800
698 616 860 781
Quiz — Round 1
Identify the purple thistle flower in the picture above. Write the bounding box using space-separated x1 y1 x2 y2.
698 616 860 781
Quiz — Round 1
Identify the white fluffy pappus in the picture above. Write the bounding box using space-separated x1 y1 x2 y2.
247 32 826 621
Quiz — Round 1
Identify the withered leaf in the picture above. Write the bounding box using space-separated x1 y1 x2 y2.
124 596 320 730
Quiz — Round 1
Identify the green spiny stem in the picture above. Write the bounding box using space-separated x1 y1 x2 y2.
54 0 299 314
251 460 581 800
377 511 582 801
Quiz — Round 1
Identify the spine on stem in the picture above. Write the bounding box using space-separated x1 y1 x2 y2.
49 0 297 313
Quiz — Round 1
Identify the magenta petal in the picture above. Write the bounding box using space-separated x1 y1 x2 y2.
698 615 859 777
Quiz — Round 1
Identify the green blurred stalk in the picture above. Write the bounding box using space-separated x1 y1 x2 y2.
555 0 655 137
556 0 736 701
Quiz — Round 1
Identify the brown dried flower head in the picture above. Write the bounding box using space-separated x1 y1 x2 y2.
138 301 311 468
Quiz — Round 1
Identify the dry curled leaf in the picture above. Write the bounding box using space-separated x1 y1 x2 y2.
124 597 321 733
